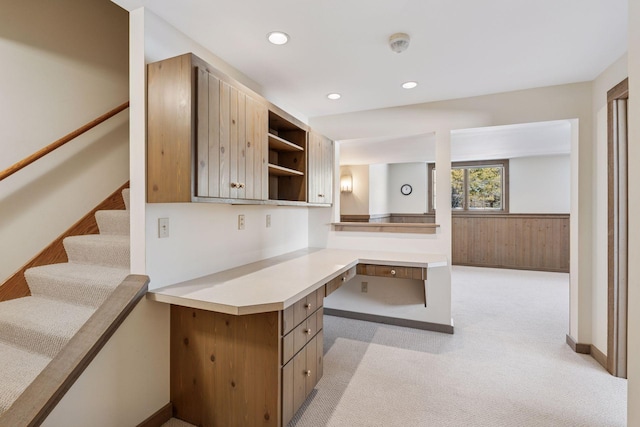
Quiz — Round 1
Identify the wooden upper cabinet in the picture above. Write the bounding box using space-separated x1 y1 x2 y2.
307 132 334 204
148 52 328 206
147 54 194 203
196 70 268 201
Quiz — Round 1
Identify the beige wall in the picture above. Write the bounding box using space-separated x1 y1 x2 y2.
339 165 370 215
0 0 130 282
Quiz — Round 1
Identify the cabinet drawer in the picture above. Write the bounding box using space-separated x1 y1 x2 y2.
325 266 356 297
357 263 426 281
283 309 319 365
283 288 323 335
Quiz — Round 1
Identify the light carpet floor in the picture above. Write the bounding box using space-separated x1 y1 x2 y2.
289 266 627 427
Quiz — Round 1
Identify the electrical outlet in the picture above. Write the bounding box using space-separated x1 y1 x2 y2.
266 214 271 228
158 218 170 238
361 282 368 293
238 214 245 230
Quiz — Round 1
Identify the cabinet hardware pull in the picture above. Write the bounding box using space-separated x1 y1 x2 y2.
230 182 238 188
318 194 324 197
341 276 347 282
239 183 245 188
305 328 312 335
305 370 312 377
390 269 396 275
304 303 312 310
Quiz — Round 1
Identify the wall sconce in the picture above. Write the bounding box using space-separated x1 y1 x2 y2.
340 175 353 193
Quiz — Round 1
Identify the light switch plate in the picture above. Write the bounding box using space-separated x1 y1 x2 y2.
158 218 169 238
266 214 271 228
238 214 245 230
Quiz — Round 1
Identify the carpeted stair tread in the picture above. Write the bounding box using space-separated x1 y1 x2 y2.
25 263 129 308
0 296 94 358
95 210 129 236
0 342 52 414
122 188 130 210
63 234 129 268
161 418 197 427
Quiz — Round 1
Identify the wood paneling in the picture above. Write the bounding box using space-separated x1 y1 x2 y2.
171 306 281 427
0 182 129 303
452 213 570 272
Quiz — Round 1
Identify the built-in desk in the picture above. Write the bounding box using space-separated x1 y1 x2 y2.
148 248 447 427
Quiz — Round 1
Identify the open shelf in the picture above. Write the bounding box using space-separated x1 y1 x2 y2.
268 163 305 177
268 133 304 152
268 110 307 202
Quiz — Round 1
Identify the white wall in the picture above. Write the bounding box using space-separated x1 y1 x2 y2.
388 163 428 213
368 164 390 215
339 165 370 215
590 54 628 357
0 0 130 282
131 11 312 289
509 155 570 213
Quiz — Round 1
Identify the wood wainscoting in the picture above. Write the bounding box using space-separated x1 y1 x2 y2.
453 213 569 273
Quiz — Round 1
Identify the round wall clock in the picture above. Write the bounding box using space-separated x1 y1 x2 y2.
400 184 412 195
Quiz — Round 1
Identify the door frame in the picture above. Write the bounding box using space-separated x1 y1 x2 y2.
607 78 629 378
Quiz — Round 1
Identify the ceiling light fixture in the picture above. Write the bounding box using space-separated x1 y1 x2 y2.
267 31 289 45
389 32 410 53
327 93 341 100
402 81 418 89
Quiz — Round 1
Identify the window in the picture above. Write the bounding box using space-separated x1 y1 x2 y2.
428 160 509 212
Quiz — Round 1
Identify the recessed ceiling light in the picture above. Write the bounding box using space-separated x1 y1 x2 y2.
267 31 289 45
402 81 418 89
327 93 341 100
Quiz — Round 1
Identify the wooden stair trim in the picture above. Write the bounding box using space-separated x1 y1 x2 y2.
137 402 174 427
0 102 129 182
0 274 149 427
0 182 129 303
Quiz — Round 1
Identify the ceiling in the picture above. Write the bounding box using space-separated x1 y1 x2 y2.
339 120 572 165
112 0 627 120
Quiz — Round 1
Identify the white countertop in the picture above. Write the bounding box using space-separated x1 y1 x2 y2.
147 248 448 315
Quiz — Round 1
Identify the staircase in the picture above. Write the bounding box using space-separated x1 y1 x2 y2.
0 189 130 416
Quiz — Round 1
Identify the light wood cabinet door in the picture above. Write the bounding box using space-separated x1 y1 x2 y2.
307 132 333 204
245 95 269 200
196 68 268 201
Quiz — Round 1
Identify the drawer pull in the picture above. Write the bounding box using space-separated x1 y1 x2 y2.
305 328 312 335
305 370 312 377
230 182 238 188
304 303 312 310
341 276 347 282
390 269 396 276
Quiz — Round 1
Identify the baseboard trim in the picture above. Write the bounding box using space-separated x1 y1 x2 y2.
137 402 173 427
590 345 607 370
324 308 454 334
565 334 590 354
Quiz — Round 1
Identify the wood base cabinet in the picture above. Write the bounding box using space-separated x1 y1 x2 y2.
170 287 324 427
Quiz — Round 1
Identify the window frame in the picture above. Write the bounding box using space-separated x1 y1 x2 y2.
428 159 509 213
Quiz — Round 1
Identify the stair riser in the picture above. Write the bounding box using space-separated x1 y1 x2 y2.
64 239 130 269
0 323 74 359
95 211 130 236
26 274 117 308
